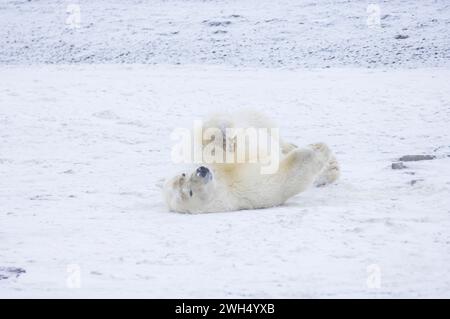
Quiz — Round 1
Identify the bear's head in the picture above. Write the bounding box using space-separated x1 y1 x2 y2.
164 166 216 213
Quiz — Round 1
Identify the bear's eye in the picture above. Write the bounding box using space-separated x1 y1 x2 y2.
189 190 193 197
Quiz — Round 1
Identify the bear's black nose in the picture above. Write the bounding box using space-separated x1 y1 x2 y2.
196 166 210 178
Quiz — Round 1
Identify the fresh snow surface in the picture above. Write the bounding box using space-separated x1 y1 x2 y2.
1 0 450 68
1 65 450 298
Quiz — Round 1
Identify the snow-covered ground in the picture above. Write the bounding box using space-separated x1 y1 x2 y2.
1 65 449 298
1 0 449 68
1 0 450 299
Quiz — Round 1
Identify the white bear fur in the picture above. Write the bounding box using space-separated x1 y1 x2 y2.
164 111 339 213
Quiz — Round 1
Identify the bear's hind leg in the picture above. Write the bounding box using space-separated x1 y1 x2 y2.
314 154 340 187
280 143 331 198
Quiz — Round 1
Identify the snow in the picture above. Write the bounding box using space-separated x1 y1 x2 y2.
1 65 450 298
1 0 449 68
1 0 450 298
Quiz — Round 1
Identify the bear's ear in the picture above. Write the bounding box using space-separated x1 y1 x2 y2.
231 135 237 153
225 134 237 154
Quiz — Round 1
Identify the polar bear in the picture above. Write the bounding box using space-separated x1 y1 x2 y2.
164 111 339 213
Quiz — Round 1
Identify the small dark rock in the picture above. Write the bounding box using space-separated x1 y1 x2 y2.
410 179 424 186
392 162 406 169
0 267 26 280
395 34 409 40
399 155 436 162
205 20 232 27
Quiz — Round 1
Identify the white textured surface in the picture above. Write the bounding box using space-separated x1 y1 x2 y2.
1 65 449 297
1 0 449 67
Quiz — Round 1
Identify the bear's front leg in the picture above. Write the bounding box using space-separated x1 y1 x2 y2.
279 143 332 199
